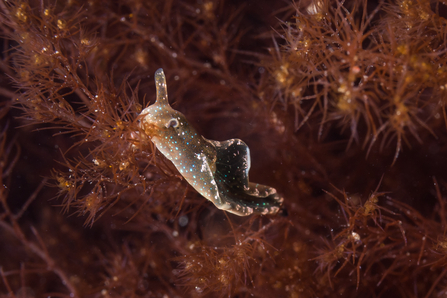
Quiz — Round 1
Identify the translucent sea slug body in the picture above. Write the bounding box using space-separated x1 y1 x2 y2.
139 69 283 216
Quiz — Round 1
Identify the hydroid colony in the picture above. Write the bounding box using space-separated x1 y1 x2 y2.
1 0 447 297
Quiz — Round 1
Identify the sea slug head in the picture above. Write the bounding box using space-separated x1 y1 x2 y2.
139 68 189 138
138 68 206 163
